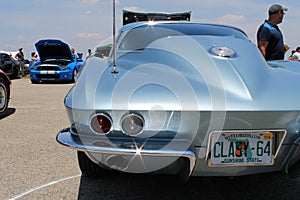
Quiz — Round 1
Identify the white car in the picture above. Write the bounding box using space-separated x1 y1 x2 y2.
57 11 300 182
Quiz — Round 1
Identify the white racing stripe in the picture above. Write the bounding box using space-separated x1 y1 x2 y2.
40 71 48 74
8 174 81 200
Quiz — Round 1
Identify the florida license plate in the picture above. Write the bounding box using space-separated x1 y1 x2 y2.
209 131 274 166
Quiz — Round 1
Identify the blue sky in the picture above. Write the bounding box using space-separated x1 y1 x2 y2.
0 0 299 59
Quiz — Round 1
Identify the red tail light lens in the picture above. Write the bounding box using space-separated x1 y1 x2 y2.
90 113 112 135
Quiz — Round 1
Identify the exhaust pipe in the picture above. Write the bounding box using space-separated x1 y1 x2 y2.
106 155 129 171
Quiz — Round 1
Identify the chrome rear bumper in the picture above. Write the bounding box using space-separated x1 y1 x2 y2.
57 128 196 175
57 128 300 176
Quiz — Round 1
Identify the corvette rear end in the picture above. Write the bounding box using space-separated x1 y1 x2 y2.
57 13 300 181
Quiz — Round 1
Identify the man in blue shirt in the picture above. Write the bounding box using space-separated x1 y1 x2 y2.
257 4 288 60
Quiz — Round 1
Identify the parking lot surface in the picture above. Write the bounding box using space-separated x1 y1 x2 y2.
1 78 300 200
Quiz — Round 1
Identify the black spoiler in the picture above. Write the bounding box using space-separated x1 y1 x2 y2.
123 10 191 25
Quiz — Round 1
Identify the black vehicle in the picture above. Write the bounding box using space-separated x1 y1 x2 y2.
0 53 20 79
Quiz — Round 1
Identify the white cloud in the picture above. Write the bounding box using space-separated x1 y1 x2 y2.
123 6 146 12
17 35 24 40
77 33 104 40
85 10 92 15
80 0 100 4
33 0 48 3
213 14 246 25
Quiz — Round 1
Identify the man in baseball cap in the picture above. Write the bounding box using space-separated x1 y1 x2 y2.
257 4 288 60
268 4 288 15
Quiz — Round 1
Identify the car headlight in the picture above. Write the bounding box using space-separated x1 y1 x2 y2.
61 65 70 70
120 113 144 136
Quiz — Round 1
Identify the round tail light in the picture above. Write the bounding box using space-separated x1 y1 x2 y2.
90 113 112 135
121 113 144 136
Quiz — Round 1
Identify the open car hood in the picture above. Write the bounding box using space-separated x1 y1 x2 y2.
35 39 73 62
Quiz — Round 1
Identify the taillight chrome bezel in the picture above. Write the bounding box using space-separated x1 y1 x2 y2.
89 113 113 135
120 113 144 137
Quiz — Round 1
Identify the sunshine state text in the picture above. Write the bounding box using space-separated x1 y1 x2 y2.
221 157 261 164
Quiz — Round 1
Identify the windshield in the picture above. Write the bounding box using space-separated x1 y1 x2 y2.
119 23 248 51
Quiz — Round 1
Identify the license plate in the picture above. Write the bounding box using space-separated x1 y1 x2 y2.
208 131 274 166
41 78 55 80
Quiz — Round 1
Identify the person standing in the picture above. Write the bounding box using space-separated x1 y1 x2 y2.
15 48 25 76
288 50 296 61
257 4 288 60
71 48 78 60
31 52 39 62
292 47 300 61
85 48 93 61
29 51 39 68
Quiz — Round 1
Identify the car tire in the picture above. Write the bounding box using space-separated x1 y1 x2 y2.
31 80 39 84
0 77 9 118
72 68 78 83
13 65 20 79
77 151 109 177
177 157 191 184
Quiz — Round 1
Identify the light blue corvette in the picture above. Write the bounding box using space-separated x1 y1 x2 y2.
30 39 85 83
56 12 300 182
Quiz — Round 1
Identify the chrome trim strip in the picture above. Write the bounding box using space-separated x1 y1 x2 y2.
274 130 287 158
57 128 196 176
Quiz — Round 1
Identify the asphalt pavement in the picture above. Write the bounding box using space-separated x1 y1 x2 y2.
1 78 300 200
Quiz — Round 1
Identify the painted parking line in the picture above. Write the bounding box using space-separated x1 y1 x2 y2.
9 174 81 200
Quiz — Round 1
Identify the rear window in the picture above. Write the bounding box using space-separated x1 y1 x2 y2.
119 23 248 51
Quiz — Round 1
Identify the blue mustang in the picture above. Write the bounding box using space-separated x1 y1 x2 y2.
30 39 85 83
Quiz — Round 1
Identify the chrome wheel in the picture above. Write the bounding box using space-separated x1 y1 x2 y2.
0 77 9 117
